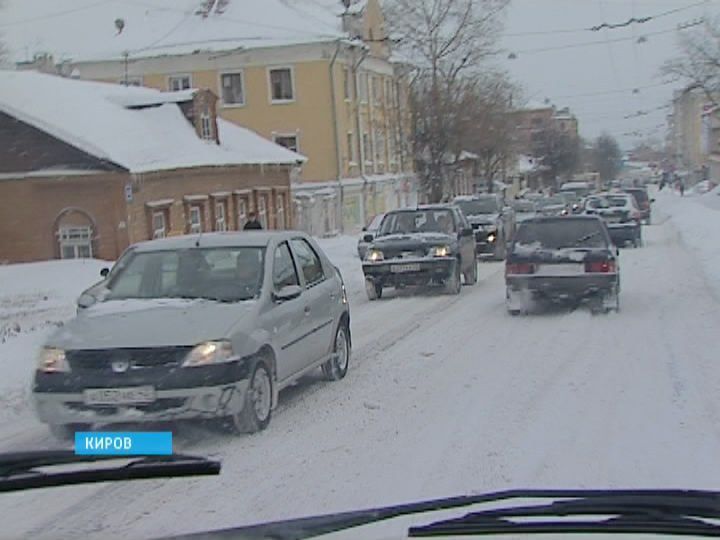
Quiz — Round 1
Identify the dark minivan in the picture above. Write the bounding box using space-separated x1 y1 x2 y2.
505 216 620 315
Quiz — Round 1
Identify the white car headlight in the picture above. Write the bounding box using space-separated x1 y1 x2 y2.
429 245 451 257
182 341 235 367
366 249 384 262
37 348 70 373
487 233 497 243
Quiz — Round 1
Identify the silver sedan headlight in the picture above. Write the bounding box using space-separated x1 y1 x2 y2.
36 348 70 373
429 245 451 257
182 341 235 367
365 249 384 262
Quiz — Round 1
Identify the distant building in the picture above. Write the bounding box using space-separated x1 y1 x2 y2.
670 87 714 182
0 71 304 263
508 102 579 159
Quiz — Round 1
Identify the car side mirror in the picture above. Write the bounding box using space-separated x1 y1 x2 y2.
460 227 474 238
363 233 374 243
650 198 656 203
616 247 620 257
77 293 97 309
100 267 110 278
362 226 367 232
273 285 302 303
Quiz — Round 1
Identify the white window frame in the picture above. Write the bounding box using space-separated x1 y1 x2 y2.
258 194 268 228
267 66 296 104
362 132 373 166
168 74 192 92
189 206 202 234
58 226 93 259
272 132 299 153
200 113 213 140
152 212 166 239
276 192 286 229
219 70 246 107
214 200 227 232
236 197 248 229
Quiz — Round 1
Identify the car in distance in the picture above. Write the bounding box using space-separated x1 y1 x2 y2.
583 193 643 248
622 187 653 224
33 231 351 438
536 195 570 217
511 199 538 224
505 216 620 315
453 194 514 260
362 205 477 299
357 213 385 259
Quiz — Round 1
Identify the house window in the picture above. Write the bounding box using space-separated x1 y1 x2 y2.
220 72 245 105
276 192 286 229
58 226 93 259
200 113 213 140
237 197 248 229
347 131 356 164
385 79 392 105
372 76 382 104
343 67 351 100
215 201 227 232
269 67 294 102
358 72 368 103
168 75 191 91
152 212 166 239
362 132 372 164
258 194 268 228
375 130 385 163
188 206 202 234
273 134 299 153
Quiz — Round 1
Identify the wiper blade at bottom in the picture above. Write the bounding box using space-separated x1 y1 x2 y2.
0 450 220 493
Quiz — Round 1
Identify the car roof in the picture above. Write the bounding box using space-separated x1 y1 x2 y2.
131 231 303 252
389 204 455 212
519 215 604 226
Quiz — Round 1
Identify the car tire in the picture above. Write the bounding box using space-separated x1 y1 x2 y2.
464 258 478 286
322 322 350 381
365 278 382 300
444 260 462 295
49 423 91 441
228 360 272 434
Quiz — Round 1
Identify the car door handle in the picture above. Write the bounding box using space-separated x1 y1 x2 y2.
304 305 311 316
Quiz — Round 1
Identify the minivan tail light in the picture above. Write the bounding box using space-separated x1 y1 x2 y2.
585 260 616 273
506 262 535 276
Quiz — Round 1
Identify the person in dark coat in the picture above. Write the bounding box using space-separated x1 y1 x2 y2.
244 212 263 230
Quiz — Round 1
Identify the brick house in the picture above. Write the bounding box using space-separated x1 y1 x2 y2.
0 71 305 263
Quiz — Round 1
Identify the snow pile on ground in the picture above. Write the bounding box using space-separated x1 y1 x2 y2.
655 189 720 296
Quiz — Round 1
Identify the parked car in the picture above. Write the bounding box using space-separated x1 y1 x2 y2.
559 181 593 200
510 199 538 224
622 187 653 224
361 205 477 299
33 231 351 439
357 213 385 259
505 216 620 315
536 195 570 216
453 194 514 260
584 193 643 248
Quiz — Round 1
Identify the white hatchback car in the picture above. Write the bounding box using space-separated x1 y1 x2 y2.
33 231 351 438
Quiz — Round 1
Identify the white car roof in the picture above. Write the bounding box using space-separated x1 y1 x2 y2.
131 231 304 252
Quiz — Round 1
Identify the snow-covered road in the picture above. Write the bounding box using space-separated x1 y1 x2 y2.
3 194 720 539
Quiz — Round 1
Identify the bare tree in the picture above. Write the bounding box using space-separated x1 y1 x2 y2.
387 0 510 202
662 18 720 105
533 124 580 188
593 133 623 183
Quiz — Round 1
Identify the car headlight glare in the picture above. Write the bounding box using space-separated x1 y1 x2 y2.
366 249 384 262
487 233 497 243
37 348 70 373
182 341 235 367
430 245 451 257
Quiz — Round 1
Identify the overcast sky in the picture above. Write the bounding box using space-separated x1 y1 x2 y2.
500 0 720 147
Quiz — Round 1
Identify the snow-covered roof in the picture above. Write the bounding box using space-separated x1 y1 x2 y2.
0 70 306 173
2 0 362 62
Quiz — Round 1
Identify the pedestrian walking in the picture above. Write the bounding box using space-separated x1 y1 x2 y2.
244 212 263 230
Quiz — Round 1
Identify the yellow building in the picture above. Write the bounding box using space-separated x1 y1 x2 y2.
7 0 417 234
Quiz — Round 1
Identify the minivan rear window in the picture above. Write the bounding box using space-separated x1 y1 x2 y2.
514 220 607 250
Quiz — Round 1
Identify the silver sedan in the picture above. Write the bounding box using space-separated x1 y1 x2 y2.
33 231 351 438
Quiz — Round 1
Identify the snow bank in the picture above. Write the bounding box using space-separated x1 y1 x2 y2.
655 189 720 297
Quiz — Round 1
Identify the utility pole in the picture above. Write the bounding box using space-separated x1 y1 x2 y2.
123 51 129 86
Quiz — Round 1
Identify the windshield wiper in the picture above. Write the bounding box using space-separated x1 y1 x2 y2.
0 450 220 493
410 491 720 537
167 490 720 540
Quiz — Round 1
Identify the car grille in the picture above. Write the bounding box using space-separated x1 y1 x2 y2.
383 249 427 260
66 347 193 373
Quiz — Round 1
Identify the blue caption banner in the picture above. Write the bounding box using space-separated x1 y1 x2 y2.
75 432 173 456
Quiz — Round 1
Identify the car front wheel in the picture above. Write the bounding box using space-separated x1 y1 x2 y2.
227 360 272 434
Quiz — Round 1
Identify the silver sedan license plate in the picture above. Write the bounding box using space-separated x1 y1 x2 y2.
84 386 156 405
391 263 421 273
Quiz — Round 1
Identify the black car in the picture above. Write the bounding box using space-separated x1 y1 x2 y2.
453 195 514 260
505 216 620 315
361 205 477 300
